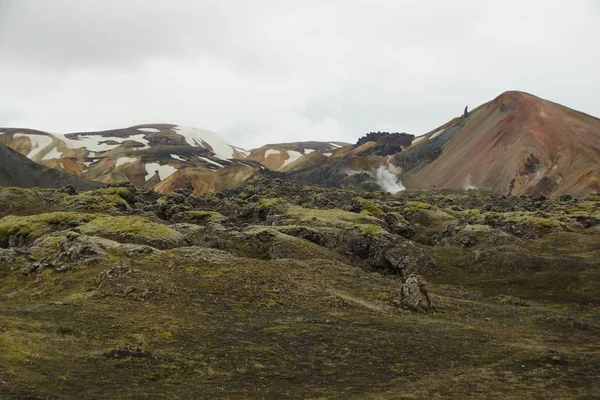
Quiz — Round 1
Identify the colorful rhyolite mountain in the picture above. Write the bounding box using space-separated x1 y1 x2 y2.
1 91 600 196
395 91 600 196
0 124 258 195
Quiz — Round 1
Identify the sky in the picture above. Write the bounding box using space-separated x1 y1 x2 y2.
0 0 599 150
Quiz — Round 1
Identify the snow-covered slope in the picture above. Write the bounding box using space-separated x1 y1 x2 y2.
0 124 254 195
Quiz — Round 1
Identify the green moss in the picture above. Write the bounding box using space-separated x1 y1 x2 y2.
257 198 286 211
402 201 456 228
0 212 95 247
286 205 381 229
355 198 385 219
483 212 563 227
79 215 183 248
62 189 130 212
356 224 387 236
175 211 224 225
404 201 435 211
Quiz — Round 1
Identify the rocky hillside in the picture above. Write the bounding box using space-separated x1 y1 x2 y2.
282 92 600 198
395 91 600 196
0 143 101 190
0 124 255 195
0 175 598 398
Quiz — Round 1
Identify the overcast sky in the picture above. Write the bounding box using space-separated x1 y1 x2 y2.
0 0 599 149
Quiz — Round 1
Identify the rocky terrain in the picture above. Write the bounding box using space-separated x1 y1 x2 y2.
0 174 598 399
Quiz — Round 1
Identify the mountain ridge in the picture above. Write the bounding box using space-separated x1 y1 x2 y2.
2 90 600 196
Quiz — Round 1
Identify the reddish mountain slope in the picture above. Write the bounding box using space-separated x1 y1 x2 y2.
398 91 600 196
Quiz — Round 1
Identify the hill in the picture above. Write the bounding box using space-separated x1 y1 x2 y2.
396 91 600 196
0 143 101 190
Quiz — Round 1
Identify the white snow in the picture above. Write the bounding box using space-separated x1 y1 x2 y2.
60 133 150 152
429 128 446 140
323 152 332 157
174 126 235 159
264 149 281 157
41 147 63 161
13 133 54 159
214 155 230 162
83 161 94 167
233 146 249 156
329 143 342 148
137 127 160 133
170 154 186 161
115 156 138 167
304 149 315 154
411 135 427 145
282 150 303 168
144 163 178 181
199 156 224 168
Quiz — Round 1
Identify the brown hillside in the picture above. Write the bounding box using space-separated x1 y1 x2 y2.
400 91 600 196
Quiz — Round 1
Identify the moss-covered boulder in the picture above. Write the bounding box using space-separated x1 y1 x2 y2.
79 216 185 249
0 212 95 248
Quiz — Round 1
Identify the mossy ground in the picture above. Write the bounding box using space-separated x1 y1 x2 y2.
0 183 599 399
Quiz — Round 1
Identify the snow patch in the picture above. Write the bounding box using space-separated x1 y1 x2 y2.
174 126 235 159
115 156 138 167
214 155 230 163
411 135 426 145
329 142 342 149
170 154 186 161
282 150 302 167
144 163 178 181
13 133 54 159
199 156 224 168
304 149 315 154
323 152 332 157
376 165 405 193
137 127 160 133
41 147 63 161
61 134 149 152
264 149 281 157
429 128 446 140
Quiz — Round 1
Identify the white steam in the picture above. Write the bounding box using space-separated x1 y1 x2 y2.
376 166 405 193
463 174 477 190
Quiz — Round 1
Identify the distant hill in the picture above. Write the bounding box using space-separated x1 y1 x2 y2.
0 143 101 190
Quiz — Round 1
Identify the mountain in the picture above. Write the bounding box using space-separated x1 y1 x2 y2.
246 141 350 171
0 124 256 195
2 91 600 197
395 91 600 196
0 143 101 190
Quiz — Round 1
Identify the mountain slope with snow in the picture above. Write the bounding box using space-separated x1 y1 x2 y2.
0 124 253 194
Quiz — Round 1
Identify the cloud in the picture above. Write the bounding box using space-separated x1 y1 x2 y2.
0 0 599 149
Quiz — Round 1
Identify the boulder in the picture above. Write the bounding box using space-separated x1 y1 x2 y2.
397 274 432 312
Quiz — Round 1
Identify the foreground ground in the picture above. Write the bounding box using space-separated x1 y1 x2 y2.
0 175 598 399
